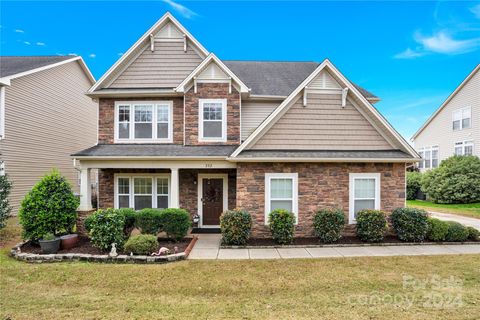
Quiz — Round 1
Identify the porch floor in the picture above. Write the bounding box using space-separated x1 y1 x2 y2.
188 234 480 260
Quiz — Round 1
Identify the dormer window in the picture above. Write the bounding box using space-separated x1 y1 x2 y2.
115 101 172 143
199 99 227 142
452 107 471 131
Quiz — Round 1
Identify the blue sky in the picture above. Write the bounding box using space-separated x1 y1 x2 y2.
1 1 479 140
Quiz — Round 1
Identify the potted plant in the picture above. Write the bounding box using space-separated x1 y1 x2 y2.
39 232 61 254
60 233 79 250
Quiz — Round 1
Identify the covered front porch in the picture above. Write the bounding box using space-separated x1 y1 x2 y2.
77 159 237 228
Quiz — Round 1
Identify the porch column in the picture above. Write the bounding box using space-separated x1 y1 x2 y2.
78 168 92 211
170 168 180 208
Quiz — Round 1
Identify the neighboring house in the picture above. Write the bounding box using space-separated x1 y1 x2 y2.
73 13 419 237
0 56 97 214
412 64 480 171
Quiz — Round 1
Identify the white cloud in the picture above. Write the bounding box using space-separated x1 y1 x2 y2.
15 29 24 33
394 48 426 59
36 42 45 46
471 4 480 19
68 53 78 56
117 52 123 56
89 53 96 58
415 31 480 54
161 0 198 19
23 41 31 45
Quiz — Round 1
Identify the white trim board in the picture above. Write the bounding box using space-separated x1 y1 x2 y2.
197 173 228 228
198 98 227 143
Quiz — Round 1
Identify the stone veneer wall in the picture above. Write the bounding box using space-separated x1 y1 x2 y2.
236 162 406 238
184 83 240 145
98 97 184 144
98 168 236 218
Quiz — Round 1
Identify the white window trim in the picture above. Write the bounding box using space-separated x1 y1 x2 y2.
452 106 471 131
114 101 173 143
114 173 170 209
349 173 381 224
454 140 474 156
198 98 227 142
264 173 298 225
417 146 439 170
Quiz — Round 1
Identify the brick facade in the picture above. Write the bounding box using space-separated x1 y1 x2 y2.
184 83 241 145
236 162 406 238
98 97 184 144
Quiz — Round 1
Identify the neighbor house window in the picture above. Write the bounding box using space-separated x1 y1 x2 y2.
349 173 380 224
265 173 298 224
418 149 424 169
417 146 439 169
199 99 227 142
115 175 170 210
455 141 474 156
115 101 172 142
431 146 439 168
424 149 431 169
452 107 471 131
0 161 5 176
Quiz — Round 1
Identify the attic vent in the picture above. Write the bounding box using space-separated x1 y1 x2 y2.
308 70 341 90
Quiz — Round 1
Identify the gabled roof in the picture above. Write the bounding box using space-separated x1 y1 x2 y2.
230 59 419 159
0 56 94 85
411 63 480 140
89 12 209 93
175 53 250 93
224 60 379 100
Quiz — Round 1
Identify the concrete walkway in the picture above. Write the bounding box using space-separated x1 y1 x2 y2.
188 234 480 260
429 211 480 230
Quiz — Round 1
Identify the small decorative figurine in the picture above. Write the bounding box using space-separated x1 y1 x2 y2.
109 243 118 257
174 246 179 254
151 247 171 256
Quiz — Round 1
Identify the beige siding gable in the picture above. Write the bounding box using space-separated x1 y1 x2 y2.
107 41 203 89
197 62 229 80
250 93 393 150
308 69 341 90
155 22 183 39
241 100 280 140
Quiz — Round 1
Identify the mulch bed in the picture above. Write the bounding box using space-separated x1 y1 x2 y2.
21 236 192 255
246 236 403 247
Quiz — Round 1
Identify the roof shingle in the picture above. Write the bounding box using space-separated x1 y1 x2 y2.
0 56 73 78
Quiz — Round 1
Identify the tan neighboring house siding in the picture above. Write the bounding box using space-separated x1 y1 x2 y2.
241 100 280 140
251 93 393 150
413 66 480 169
108 42 203 88
1 61 97 214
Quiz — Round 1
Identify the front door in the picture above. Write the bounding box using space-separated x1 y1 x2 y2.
202 178 224 226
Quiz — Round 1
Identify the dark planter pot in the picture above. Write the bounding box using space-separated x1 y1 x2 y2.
60 234 79 250
39 238 61 254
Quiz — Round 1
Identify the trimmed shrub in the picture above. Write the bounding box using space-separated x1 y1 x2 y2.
124 234 159 255
313 208 345 243
19 170 79 241
268 209 295 245
160 208 191 241
117 208 136 236
220 209 252 245
391 207 429 242
135 208 163 235
426 218 449 242
406 172 422 200
87 208 126 251
0 175 12 230
466 227 480 241
355 210 388 242
421 155 480 204
445 222 469 242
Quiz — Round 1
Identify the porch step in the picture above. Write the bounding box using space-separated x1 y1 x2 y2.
191 228 221 234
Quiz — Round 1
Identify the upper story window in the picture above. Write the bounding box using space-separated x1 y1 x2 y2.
452 107 471 131
199 99 227 142
455 140 474 156
115 101 172 143
417 146 439 169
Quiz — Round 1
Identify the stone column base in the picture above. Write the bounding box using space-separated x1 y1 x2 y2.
76 210 96 236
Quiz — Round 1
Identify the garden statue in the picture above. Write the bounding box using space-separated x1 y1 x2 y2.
151 247 170 256
109 243 118 257
174 246 178 254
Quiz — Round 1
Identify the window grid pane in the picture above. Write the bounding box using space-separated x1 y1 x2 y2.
134 178 152 194
270 178 293 199
157 178 169 195
354 178 375 199
118 178 130 194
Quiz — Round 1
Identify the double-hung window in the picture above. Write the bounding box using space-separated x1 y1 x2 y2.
417 146 439 169
455 141 474 156
115 101 172 142
265 173 298 224
452 107 471 131
199 99 227 142
115 175 170 210
418 149 424 169
349 173 380 223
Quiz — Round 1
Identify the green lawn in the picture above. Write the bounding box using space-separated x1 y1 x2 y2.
407 200 480 219
1 218 480 319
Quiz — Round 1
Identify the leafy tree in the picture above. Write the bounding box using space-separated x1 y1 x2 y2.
406 172 422 200
0 175 12 230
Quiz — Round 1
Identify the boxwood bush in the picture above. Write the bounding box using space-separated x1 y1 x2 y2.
445 222 469 242
135 208 164 235
391 207 429 242
19 170 79 241
355 210 388 242
313 208 345 243
124 234 159 255
466 227 480 241
220 209 252 245
160 208 191 241
87 208 126 251
421 155 480 204
268 209 295 245
0 174 12 230
426 218 449 242
117 208 137 236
